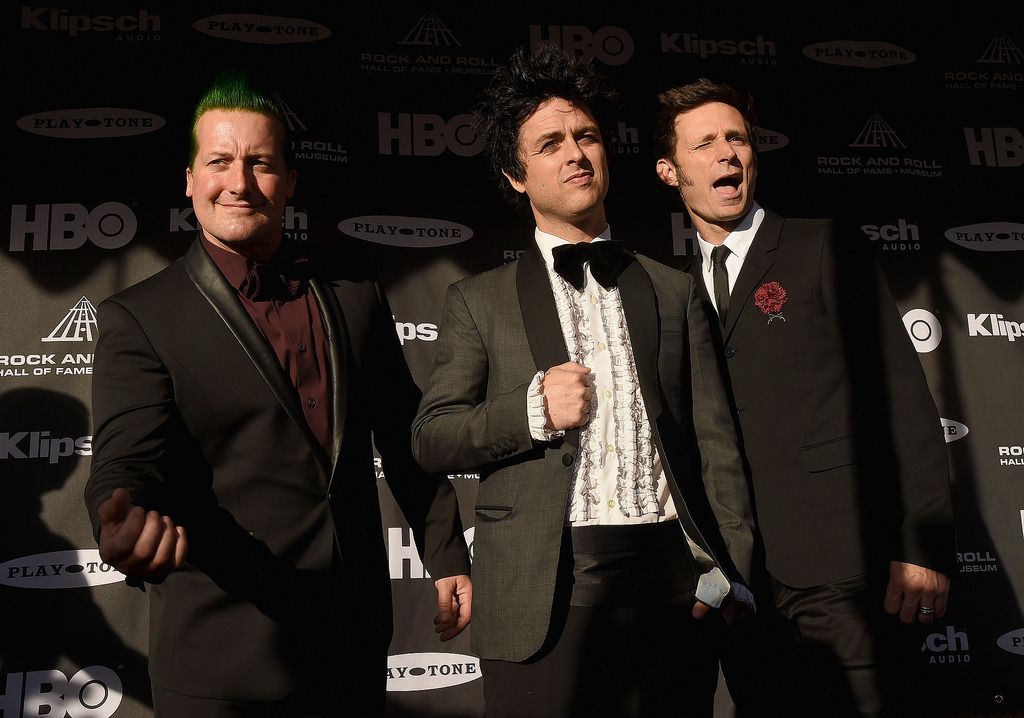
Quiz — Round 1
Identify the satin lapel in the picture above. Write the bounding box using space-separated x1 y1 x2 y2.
183 239 327 465
309 278 350 483
723 211 783 341
515 242 578 449
616 256 662 418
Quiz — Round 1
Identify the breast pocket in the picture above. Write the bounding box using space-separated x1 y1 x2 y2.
798 434 859 473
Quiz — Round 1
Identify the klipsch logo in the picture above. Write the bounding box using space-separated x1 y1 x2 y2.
0 431 91 463
387 652 481 691
921 626 971 663
660 31 775 65
803 41 914 68
17 109 165 138
861 219 920 252
21 7 160 40
1 666 123 717
193 14 330 44
170 206 309 242
340 216 472 247
967 313 1021 342
0 550 124 588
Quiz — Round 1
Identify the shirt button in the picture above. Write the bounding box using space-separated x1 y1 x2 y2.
724 346 736 358
590 296 599 305
606 444 615 454
298 343 307 352
597 342 607 351
562 453 574 467
603 390 612 399
307 397 317 408
607 499 616 509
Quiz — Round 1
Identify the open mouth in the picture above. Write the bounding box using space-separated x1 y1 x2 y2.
713 175 741 191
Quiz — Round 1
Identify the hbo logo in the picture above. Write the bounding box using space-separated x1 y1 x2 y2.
10 203 137 251
0 666 122 718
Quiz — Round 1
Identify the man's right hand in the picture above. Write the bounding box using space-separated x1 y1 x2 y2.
97 487 188 580
542 361 593 430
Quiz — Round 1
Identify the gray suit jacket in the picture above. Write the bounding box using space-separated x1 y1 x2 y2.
412 242 754 662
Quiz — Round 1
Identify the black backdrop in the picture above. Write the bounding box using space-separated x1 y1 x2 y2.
4 4 1023 717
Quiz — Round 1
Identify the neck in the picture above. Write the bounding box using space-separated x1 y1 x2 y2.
534 210 608 244
203 231 283 262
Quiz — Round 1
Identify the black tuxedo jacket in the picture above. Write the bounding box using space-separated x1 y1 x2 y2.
685 211 954 588
413 242 754 662
85 237 469 702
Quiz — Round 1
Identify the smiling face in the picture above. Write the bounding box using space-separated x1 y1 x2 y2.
503 97 609 243
186 109 296 260
656 101 757 243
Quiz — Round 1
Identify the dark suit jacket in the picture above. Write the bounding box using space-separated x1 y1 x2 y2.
412 242 754 662
85 237 469 702
684 210 954 588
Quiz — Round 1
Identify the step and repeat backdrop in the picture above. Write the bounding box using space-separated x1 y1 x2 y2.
4 4 1022 717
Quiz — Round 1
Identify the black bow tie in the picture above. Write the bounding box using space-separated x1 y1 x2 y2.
239 253 310 301
551 240 625 291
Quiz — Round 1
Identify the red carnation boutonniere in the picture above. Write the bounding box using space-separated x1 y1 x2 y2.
754 281 788 324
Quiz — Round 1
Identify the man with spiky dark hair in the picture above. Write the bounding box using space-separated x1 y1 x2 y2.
413 43 755 717
85 69 471 717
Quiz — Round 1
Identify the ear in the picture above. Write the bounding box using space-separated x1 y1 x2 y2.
502 170 527 195
185 167 194 198
655 158 678 187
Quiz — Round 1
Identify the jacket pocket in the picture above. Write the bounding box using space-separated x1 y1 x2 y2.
798 434 858 473
475 505 513 521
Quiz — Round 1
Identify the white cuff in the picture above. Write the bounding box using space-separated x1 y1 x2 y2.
528 370 564 442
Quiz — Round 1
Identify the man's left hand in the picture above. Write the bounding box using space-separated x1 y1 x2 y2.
434 574 473 641
883 560 950 624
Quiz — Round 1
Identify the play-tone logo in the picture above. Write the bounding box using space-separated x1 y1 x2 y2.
1 665 123 718
387 653 481 691
998 628 1024 655
903 309 942 353
755 127 788 152
193 14 330 44
340 216 472 247
803 41 914 68
18 108 165 138
945 222 1023 251
0 550 124 589
940 418 969 444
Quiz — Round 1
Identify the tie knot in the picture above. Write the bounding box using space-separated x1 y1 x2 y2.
711 245 730 266
551 240 625 291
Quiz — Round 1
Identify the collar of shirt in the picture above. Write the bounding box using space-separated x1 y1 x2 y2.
534 224 613 270
697 203 764 273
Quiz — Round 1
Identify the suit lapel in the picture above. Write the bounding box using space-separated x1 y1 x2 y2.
616 255 662 418
183 238 329 468
723 210 783 340
309 278 350 482
515 242 578 448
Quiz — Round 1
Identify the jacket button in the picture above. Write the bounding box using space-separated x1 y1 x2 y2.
724 346 736 358
562 453 574 467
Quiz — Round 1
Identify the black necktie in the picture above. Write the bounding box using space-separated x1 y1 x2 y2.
711 245 731 324
551 240 625 291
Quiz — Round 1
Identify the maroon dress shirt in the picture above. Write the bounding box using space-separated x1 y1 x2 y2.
201 236 331 454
